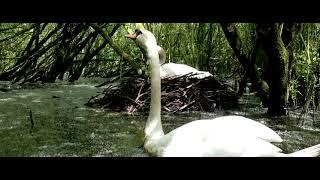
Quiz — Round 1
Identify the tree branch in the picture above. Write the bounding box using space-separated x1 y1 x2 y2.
89 23 140 71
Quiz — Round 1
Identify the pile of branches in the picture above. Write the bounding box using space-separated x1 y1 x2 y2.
85 73 240 113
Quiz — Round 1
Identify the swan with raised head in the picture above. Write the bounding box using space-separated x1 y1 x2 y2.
126 29 320 157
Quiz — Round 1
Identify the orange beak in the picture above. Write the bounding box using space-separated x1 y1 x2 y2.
126 33 137 39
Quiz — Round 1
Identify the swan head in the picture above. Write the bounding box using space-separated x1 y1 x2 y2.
126 29 158 53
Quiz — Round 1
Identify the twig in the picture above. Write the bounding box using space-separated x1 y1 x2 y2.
29 109 34 133
175 100 196 112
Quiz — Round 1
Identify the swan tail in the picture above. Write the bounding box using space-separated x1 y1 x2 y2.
289 144 320 157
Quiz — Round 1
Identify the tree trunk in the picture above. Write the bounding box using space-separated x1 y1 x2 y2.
315 47 320 110
258 24 289 116
221 23 269 106
222 23 292 115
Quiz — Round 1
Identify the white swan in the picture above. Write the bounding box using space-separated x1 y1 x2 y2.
160 62 213 79
126 29 320 157
156 40 212 79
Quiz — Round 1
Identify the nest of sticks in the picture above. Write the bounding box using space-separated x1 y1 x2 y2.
86 73 240 114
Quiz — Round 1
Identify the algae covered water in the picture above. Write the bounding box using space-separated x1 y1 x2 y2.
0 78 319 157
0 78 145 157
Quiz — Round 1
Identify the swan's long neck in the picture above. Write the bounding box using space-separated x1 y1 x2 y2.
144 45 164 141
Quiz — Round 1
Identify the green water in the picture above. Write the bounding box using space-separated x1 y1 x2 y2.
0 79 145 157
0 78 320 157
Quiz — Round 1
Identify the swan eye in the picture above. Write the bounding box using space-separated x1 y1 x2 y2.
135 29 143 36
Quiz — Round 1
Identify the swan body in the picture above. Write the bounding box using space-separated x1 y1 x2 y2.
156 44 212 79
160 63 213 79
145 116 285 157
126 29 320 157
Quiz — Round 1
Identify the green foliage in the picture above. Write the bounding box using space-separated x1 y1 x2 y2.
0 23 241 79
236 23 256 57
0 23 33 72
122 23 238 77
1 23 320 110
84 23 145 77
289 23 320 105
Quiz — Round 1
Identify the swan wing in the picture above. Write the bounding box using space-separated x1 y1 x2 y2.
160 63 199 77
209 116 283 143
158 116 283 157
192 71 213 79
162 134 282 157
160 63 212 79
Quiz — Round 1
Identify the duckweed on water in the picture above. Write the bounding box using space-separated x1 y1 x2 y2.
0 78 320 157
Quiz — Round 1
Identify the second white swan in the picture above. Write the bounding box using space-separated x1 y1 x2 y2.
156 40 212 79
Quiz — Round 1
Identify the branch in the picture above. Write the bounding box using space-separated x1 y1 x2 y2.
89 23 140 71
221 23 269 105
0 24 21 33
281 23 302 48
220 23 251 69
0 24 36 43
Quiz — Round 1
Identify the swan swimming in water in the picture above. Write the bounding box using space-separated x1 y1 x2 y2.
126 28 320 157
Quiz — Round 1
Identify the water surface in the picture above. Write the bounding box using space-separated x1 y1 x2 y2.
0 78 319 157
